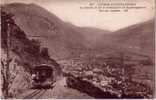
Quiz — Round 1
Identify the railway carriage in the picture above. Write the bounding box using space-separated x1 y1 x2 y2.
31 64 54 89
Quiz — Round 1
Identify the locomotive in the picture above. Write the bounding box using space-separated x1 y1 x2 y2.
31 64 54 89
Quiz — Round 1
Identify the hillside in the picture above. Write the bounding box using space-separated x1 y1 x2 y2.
2 3 119 60
112 20 155 58
1 3 88 60
77 27 112 48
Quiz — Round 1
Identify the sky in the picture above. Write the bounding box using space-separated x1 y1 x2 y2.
2 0 155 31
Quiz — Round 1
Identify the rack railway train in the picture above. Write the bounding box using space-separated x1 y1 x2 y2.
31 64 54 89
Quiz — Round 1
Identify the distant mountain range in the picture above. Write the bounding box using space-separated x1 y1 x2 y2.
1 3 155 60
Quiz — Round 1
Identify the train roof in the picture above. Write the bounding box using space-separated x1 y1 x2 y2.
33 64 53 70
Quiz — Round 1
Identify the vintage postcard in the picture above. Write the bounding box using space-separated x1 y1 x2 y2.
1 0 155 99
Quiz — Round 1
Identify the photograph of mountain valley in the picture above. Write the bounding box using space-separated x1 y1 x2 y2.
1 0 155 99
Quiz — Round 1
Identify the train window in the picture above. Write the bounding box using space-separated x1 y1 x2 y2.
32 65 53 81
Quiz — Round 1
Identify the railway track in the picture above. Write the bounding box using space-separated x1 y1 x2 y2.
35 89 47 99
21 89 47 99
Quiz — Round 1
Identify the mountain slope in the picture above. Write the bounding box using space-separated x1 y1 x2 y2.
1 3 87 60
112 20 155 57
77 27 111 48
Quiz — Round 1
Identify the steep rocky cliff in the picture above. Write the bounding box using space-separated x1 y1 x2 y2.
1 11 61 97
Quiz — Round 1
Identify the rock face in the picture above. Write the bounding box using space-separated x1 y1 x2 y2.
1 11 62 97
9 70 31 97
